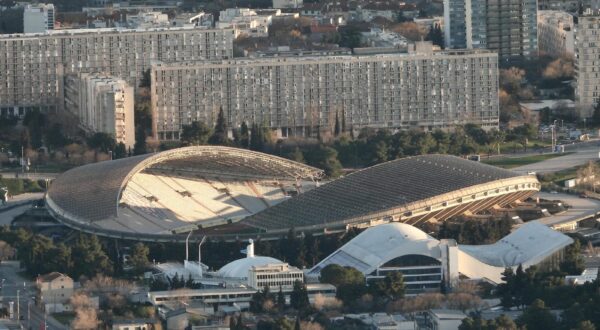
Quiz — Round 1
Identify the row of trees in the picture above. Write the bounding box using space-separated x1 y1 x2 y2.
319 264 406 310
437 215 514 244
0 228 113 278
180 108 539 177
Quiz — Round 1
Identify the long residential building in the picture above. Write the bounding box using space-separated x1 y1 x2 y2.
575 11 600 117
150 42 499 141
0 27 234 116
444 0 538 59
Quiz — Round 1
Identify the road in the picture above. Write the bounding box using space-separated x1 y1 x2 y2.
0 263 66 330
512 141 600 174
0 172 57 181
0 193 45 227
535 192 600 229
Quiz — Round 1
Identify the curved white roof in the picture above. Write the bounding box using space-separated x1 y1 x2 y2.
310 223 441 275
458 221 573 268
310 221 574 284
218 256 283 279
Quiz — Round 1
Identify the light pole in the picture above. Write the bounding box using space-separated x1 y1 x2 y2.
16 289 19 321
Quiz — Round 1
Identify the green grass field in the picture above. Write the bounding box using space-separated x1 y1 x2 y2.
482 153 570 169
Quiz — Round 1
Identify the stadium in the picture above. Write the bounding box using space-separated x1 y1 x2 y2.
45 146 541 242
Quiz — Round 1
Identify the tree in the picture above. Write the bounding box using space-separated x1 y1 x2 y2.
425 23 444 49
370 271 405 301
287 148 305 164
71 234 113 278
139 69 151 88
114 142 127 159
87 132 116 153
303 145 342 177
290 280 310 311
209 107 229 145
277 286 286 311
577 161 599 193
561 239 585 275
334 111 341 136
239 122 250 148
516 299 559 330
593 102 600 127
575 321 596 330
181 121 213 146
320 264 364 287
129 243 150 274
489 128 506 154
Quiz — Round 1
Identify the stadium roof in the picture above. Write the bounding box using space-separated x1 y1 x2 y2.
46 150 539 242
241 155 539 232
47 146 322 222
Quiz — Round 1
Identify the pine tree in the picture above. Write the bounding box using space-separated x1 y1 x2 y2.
290 280 310 311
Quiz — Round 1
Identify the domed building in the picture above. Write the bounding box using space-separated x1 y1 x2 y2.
309 221 574 294
217 240 304 289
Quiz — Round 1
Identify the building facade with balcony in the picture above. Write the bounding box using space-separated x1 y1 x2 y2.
151 42 499 141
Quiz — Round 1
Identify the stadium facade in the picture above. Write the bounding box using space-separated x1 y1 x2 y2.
46 147 540 242
309 221 573 291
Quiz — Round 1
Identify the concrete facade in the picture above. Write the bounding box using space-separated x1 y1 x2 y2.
151 42 499 141
575 12 600 117
23 4 55 34
444 0 538 58
0 27 234 114
538 11 575 57
36 272 74 313
65 73 135 149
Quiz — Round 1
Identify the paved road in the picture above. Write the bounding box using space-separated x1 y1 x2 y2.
535 192 600 229
512 142 600 174
0 172 57 181
0 263 66 330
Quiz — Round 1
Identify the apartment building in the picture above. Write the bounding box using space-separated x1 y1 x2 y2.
151 42 499 141
36 272 74 313
0 27 234 114
65 73 135 149
538 11 575 57
575 11 600 117
23 3 55 34
444 0 538 58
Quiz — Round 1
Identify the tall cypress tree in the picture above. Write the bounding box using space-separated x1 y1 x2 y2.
209 107 229 145
240 121 250 148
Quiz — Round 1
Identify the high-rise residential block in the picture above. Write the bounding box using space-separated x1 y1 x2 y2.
65 73 135 149
23 3 55 34
575 12 600 117
151 42 499 141
0 27 234 116
538 11 575 57
444 0 538 59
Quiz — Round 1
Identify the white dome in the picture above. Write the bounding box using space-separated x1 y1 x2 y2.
218 256 283 279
